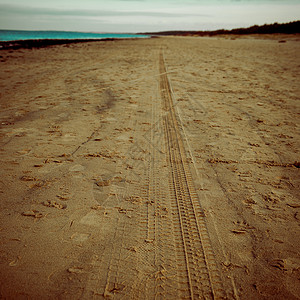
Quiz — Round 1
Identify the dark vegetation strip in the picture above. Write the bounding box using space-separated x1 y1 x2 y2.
140 20 300 36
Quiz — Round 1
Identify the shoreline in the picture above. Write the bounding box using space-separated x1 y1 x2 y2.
1 33 299 51
0 37 153 50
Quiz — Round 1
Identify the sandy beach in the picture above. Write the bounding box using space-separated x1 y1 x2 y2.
0 35 299 299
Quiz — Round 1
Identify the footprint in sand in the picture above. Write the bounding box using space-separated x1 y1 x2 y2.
69 164 85 172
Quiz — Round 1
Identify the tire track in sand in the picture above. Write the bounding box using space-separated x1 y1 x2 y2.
81 50 227 299
159 51 226 299
134 71 180 299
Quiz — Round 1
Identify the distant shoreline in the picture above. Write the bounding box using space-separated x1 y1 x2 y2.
1 33 299 51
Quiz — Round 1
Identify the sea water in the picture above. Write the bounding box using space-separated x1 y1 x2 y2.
0 30 149 41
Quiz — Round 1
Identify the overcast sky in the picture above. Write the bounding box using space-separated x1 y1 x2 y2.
0 0 299 32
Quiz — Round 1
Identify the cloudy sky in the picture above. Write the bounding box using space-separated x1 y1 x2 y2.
0 0 299 33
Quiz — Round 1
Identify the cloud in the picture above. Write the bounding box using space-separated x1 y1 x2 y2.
0 4 209 18
0 1 298 32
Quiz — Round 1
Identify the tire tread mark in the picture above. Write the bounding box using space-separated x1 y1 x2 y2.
160 50 226 299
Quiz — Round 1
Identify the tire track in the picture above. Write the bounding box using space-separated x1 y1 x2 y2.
144 79 180 299
159 51 226 299
130 73 180 299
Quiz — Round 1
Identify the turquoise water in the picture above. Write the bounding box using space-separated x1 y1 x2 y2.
0 30 149 41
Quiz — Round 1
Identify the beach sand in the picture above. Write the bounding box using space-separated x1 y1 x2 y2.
0 35 299 299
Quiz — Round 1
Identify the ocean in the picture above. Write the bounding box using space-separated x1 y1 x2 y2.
0 30 149 42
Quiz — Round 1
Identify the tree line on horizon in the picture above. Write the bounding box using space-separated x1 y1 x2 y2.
142 20 300 36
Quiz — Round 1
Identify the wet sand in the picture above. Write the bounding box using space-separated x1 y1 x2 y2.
0 35 299 299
